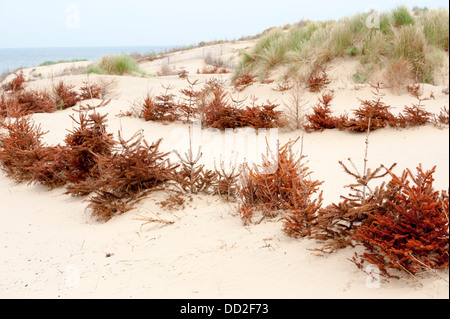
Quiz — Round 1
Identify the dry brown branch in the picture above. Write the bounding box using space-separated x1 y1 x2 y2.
133 214 175 230
173 128 215 194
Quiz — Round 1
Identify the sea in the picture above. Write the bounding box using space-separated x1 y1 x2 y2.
0 46 175 76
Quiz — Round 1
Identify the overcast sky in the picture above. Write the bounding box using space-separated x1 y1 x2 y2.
0 0 448 48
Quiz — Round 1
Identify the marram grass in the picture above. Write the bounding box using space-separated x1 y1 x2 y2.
235 7 449 85
87 54 145 76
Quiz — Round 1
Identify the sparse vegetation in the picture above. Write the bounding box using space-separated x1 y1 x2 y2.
39 59 88 67
421 9 449 51
238 138 323 228
0 77 115 117
1 70 25 92
391 5 415 27
0 5 448 287
85 65 108 75
303 82 449 132
131 77 282 130
87 54 145 76
235 7 449 86
352 165 449 278
53 81 81 110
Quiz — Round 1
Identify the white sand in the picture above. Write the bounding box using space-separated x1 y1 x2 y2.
0 42 449 299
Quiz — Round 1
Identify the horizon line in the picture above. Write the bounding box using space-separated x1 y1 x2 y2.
0 44 188 50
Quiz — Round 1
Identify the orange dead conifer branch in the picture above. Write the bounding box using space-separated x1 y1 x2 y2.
352 165 449 279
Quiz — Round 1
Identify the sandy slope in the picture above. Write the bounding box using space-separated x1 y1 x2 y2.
0 42 449 299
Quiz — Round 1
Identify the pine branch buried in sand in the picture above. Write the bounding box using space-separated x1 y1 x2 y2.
309 117 397 254
343 83 396 132
238 137 324 232
233 72 256 92
397 82 433 127
52 80 81 110
178 78 201 122
79 78 102 100
133 213 175 231
307 65 330 93
303 92 337 132
14 90 57 114
86 130 177 222
352 165 449 279
79 99 112 113
0 116 48 182
362 117 371 201
434 106 449 127
310 161 397 255
2 70 25 92
0 93 26 119
158 193 188 211
283 77 308 130
282 135 324 238
141 85 179 123
63 111 116 186
173 126 215 194
213 156 240 201
273 75 293 92
0 116 69 188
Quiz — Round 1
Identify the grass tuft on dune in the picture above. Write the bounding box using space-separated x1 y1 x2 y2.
87 54 145 76
235 7 449 86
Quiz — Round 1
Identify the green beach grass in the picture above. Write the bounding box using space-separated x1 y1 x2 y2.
86 54 146 76
235 6 449 85
39 59 88 67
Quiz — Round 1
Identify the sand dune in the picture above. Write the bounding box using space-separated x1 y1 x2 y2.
0 41 449 299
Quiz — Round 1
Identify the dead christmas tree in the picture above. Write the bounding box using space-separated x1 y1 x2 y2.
203 87 238 129
14 90 57 114
178 78 201 122
0 117 48 182
0 117 69 188
344 83 396 132
2 70 25 92
173 128 215 194
307 65 330 93
213 159 240 201
238 138 323 232
233 72 256 92
311 159 397 254
1 93 25 118
64 111 116 190
304 92 338 132
240 100 282 129
310 116 397 254
53 80 81 110
397 82 433 127
79 81 102 100
352 165 449 279
141 85 180 123
87 130 177 221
